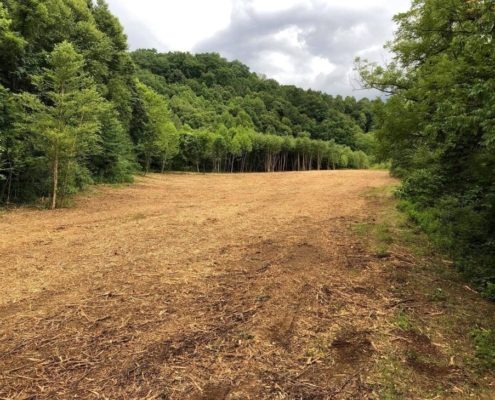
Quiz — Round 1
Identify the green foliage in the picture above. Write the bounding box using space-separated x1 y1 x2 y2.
130 51 375 174
484 283 495 301
0 2 26 87
134 81 178 173
131 49 379 148
0 84 21 201
178 130 209 172
358 0 495 292
169 128 369 173
0 0 136 206
88 105 135 183
470 328 495 371
155 121 179 173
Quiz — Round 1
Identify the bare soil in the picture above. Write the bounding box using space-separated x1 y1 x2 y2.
0 171 493 399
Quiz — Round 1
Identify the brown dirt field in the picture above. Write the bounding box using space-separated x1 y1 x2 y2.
0 171 493 399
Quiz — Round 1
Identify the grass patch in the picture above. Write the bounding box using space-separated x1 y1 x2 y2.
370 161 392 170
470 328 495 371
359 184 495 398
428 287 448 303
394 308 413 331
374 359 404 400
352 221 394 257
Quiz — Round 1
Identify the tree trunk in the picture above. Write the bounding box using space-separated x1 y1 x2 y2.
51 152 59 210
161 159 166 173
5 158 13 204
144 154 151 176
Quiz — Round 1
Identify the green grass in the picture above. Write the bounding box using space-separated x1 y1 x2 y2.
394 308 413 331
470 328 495 371
375 360 404 400
428 287 448 302
352 221 393 257
370 161 392 170
358 185 495 398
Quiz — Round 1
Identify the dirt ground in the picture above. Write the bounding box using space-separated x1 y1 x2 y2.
0 171 494 399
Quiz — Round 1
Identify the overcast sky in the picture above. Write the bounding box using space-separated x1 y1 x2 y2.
106 0 411 97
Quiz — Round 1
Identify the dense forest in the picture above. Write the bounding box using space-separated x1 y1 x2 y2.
358 0 495 296
0 0 377 209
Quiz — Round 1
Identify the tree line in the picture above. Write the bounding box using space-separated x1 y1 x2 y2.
358 0 495 297
0 0 376 209
170 129 368 174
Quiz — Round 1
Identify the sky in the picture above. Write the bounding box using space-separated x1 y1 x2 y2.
106 0 411 97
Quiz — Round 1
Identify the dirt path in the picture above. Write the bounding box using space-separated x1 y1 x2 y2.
0 171 493 399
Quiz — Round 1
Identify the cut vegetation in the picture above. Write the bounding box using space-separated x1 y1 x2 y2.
1 171 493 399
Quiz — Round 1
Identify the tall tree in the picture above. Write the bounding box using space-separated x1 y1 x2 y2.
17 41 106 209
155 121 179 173
134 81 177 174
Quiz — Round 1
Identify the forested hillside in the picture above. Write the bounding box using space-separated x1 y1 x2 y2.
0 0 376 208
131 50 379 146
358 0 495 296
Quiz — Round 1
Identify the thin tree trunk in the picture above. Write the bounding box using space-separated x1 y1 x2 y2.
4 158 13 204
51 152 59 210
6 169 12 204
145 156 151 175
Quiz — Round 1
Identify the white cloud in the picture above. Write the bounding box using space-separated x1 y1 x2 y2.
106 0 412 97
311 56 336 77
248 0 310 13
273 26 305 49
106 0 232 50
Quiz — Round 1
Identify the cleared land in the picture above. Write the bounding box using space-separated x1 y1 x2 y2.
0 171 494 399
